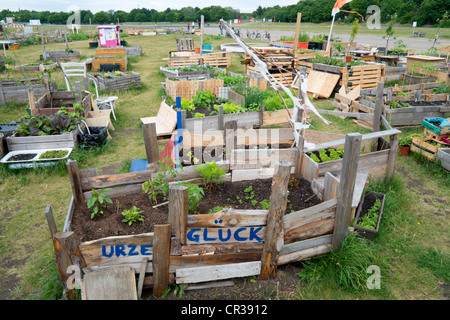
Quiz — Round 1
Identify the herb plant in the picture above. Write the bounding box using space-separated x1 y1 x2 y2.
195 161 226 190
142 156 178 204
357 198 381 230
176 182 205 214
122 206 144 225
87 188 113 219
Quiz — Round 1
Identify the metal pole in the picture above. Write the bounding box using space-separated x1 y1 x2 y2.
326 13 336 53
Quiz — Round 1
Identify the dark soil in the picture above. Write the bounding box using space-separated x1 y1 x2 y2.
7 153 37 162
71 177 321 242
185 104 218 118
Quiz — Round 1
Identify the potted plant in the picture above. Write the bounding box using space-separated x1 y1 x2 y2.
398 134 413 156
347 18 360 63
353 190 386 239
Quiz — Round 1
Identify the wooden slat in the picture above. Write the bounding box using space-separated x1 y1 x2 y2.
176 261 261 284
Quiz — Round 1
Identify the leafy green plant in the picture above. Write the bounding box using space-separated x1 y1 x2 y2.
121 206 144 225
176 182 204 214
87 188 112 219
214 102 243 114
310 153 321 163
180 98 195 111
193 112 205 118
208 206 225 214
260 198 270 210
357 198 381 230
142 157 178 204
193 90 215 107
399 135 413 147
14 111 83 137
216 72 247 86
195 161 226 190
39 150 68 159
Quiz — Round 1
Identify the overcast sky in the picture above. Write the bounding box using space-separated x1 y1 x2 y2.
2 1 299 14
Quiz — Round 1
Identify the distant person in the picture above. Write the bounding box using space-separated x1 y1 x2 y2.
192 21 195 30
187 22 190 31
219 22 223 35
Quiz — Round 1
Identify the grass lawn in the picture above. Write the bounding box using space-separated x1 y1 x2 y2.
0 31 448 300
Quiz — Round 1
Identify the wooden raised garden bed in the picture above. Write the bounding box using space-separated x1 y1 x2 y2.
410 136 450 161
42 51 81 61
30 87 92 117
436 148 450 171
0 78 56 105
89 71 141 92
165 78 224 101
92 57 127 71
160 65 222 79
48 130 372 298
383 102 450 127
6 129 79 151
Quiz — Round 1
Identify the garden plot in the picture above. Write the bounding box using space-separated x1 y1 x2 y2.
0 77 56 105
88 71 141 92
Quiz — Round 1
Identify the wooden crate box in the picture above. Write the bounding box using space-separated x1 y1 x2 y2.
89 71 141 92
92 56 127 71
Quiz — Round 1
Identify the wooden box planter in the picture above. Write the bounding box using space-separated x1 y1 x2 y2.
422 118 450 135
352 191 386 240
384 104 450 127
410 136 450 161
31 89 92 117
42 51 81 61
0 78 56 105
404 73 437 85
160 66 222 79
92 56 127 71
165 78 224 101
49 132 376 298
89 71 141 92
6 129 79 151
436 148 450 171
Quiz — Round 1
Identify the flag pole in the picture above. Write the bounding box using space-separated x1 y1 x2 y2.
326 13 336 54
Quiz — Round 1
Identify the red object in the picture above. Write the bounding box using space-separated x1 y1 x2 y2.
283 41 308 49
160 136 175 167
442 136 450 145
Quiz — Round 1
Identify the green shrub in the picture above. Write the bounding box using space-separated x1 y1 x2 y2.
195 161 226 190
122 206 144 225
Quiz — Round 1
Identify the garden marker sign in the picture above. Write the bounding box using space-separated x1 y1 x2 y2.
186 226 265 244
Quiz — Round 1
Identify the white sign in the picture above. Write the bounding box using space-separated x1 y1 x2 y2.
29 19 41 26
412 21 417 27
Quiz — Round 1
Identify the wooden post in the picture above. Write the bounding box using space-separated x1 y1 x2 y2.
67 160 84 206
64 25 69 51
332 133 362 250
259 102 265 127
168 185 189 246
43 73 51 103
142 122 159 165
45 205 58 238
259 161 292 280
225 120 237 162
218 105 224 130
28 89 36 114
200 15 204 53
293 13 302 56
372 82 384 151
152 224 171 298
386 133 398 182
53 231 84 299
40 25 47 59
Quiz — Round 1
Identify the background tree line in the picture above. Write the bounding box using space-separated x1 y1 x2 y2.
1 0 449 27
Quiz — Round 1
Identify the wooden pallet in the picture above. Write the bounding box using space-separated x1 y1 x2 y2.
165 78 224 101
167 52 231 68
341 64 385 89
411 136 449 161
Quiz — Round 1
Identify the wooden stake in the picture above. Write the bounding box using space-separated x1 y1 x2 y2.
152 224 171 298
168 185 189 245
45 205 57 238
67 160 84 206
372 82 384 152
142 122 159 165
332 133 362 250
293 13 302 56
259 161 292 280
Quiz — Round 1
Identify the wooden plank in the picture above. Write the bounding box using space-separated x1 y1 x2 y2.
332 133 362 250
278 243 331 265
80 169 156 191
79 233 155 268
279 234 332 255
259 161 292 280
186 226 266 244
307 70 340 98
81 266 137 300
188 208 267 228
176 261 261 284
152 224 171 297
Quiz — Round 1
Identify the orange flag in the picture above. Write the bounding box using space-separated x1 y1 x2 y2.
332 0 352 15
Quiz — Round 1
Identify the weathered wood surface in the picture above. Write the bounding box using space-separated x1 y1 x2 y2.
283 198 336 244
6 129 78 151
259 161 292 280
152 224 171 297
188 208 268 228
81 266 137 300
176 261 261 284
